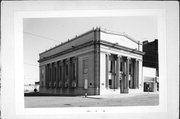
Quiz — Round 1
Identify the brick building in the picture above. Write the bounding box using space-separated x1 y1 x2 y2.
143 39 159 92
143 39 158 76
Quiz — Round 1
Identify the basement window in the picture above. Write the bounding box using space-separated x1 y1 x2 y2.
109 80 112 85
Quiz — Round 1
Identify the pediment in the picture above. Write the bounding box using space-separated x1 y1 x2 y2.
100 29 140 50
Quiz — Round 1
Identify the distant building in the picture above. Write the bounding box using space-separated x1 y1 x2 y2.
38 28 145 95
143 39 158 76
24 84 39 93
35 81 40 85
143 39 159 92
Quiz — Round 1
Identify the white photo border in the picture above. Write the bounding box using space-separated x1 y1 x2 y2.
15 9 166 115
2 1 179 119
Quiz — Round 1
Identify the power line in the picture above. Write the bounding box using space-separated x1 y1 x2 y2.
24 31 61 43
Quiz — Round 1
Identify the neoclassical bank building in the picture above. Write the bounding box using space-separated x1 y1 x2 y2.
38 28 144 95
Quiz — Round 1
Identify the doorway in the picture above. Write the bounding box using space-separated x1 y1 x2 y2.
120 57 129 93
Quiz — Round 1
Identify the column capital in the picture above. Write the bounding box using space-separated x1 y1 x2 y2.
106 53 111 56
136 59 142 61
127 57 131 60
49 63 52 68
75 56 78 59
71 56 78 62
52 62 56 67
66 59 70 64
54 62 58 67
57 60 62 64
117 55 122 58
60 61 63 65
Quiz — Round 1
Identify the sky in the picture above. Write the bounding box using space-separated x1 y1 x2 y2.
23 16 157 84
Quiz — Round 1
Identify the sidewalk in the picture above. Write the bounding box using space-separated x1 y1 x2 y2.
25 92 159 108
82 92 159 98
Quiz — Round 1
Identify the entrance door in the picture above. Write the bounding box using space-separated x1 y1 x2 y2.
120 57 129 93
109 56 117 89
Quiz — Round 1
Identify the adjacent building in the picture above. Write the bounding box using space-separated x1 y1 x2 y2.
143 39 159 92
38 28 145 95
143 39 158 76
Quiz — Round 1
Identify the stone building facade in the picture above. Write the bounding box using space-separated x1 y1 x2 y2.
38 28 144 95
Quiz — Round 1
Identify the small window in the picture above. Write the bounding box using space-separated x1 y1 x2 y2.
120 62 123 71
41 69 44 79
66 64 68 75
83 59 88 74
110 61 113 73
59 66 62 80
129 63 132 74
72 81 76 88
58 82 62 88
108 60 111 72
65 82 69 88
41 81 43 88
109 80 112 85
72 63 76 80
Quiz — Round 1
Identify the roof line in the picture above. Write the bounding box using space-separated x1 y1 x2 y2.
100 28 141 45
40 27 142 55
39 28 98 55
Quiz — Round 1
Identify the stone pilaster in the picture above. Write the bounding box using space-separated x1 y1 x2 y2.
105 54 110 89
125 57 130 93
45 64 49 88
116 55 122 89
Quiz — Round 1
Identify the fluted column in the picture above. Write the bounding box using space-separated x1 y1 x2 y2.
133 59 137 89
52 63 54 88
49 63 52 88
58 61 62 88
117 55 122 89
116 55 120 89
129 59 133 89
62 60 65 88
45 64 48 88
75 57 78 87
106 54 110 89
72 57 78 88
48 64 50 88
125 57 130 93
54 62 58 88
67 58 71 88
136 60 139 88
121 57 125 93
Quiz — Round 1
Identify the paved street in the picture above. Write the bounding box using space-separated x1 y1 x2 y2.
25 93 159 108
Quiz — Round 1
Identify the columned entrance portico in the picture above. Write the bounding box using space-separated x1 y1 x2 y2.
106 54 140 94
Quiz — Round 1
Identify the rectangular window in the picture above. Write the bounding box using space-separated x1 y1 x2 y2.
109 79 112 85
40 69 44 79
120 62 123 72
108 60 111 72
66 64 68 75
54 68 56 81
59 66 62 80
41 81 44 88
129 63 132 74
72 63 76 80
83 59 88 74
83 59 88 68
49 68 51 82
110 61 113 73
